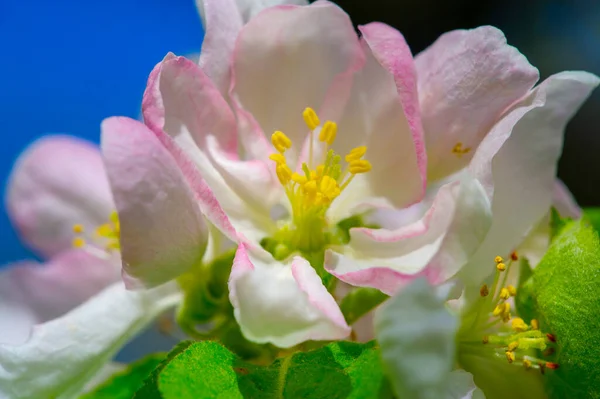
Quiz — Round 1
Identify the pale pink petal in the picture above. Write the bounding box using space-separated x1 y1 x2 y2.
326 174 491 295
101 117 210 288
230 1 363 165
463 71 599 287
415 26 539 181
229 243 350 347
553 179 581 218
197 0 243 95
0 250 119 344
143 55 278 231
6 136 114 258
357 22 426 207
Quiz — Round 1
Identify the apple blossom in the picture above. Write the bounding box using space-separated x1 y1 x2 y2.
101 0 598 350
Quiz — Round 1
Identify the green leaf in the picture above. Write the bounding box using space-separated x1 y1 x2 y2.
583 207 600 236
133 341 194 399
515 257 537 323
80 354 165 399
374 278 458 399
531 219 600 398
142 340 388 399
549 207 570 240
340 287 388 325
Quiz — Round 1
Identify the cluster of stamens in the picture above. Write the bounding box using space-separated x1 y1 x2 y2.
72 211 121 253
266 108 371 252
470 252 559 374
452 142 471 158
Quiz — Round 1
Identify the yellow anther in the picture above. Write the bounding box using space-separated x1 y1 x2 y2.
512 317 529 332
72 224 84 233
505 351 515 363
494 256 504 263
480 284 489 297
507 285 517 297
109 211 119 225
349 159 372 174
500 288 510 300
276 163 292 185
482 336 489 344
72 237 86 248
319 121 338 145
493 303 506 317
316 164 325 177
303 107 320 130
271 131 292 153
304 180 317 195
508 341 519 352
320 176 340 200
345 146 367 162
96 223 114 238
531 319 539 330
452 142 471 157
523 359 532 370
292 173 307 185
496 262 506 272
269 153 287 164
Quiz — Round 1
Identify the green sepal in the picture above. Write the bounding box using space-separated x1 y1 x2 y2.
134 340 389 399
515 257 537 323
530 219 600 398
583 207 600 236
80 354 166 399
340 287 388 325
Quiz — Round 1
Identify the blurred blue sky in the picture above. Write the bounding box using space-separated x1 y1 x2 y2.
0 0 204 264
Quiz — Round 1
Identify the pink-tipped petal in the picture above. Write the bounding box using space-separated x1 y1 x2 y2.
0 249 120 345
463 71 599 287
143 55 276 235
230 1 362 165
553 179 581 219
6 136 114 258
197 0 243 95
415 26 539 181
357 22 427 207
101 117 209 288
229 244 350 347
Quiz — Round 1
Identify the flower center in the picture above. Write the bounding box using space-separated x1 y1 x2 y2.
72 211 121 256
264 107 371 256
458 253 559 374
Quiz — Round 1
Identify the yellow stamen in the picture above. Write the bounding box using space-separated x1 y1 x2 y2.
508 341 519 352
320 176 340 200
505 351 516 363
349 159 372 174
96 223 114 238
494 256 504 263
512 317 528 332
72 237 86 248
496 262 506 272
291 173 307 185
269 153 286 164
319 121 337 145
507 285 517 296
345 146 367 162
276 163 292 185
271 131 292 153
523 359 532 369
500 288 510 300
531 319 539 330
452 142 471 157
72 224 84 233
303 107 320 131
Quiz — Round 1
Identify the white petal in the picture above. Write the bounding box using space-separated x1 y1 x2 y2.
229 244 350 347
0 282 180 399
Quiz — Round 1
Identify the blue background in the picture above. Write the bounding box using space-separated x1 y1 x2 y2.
0 0 204 263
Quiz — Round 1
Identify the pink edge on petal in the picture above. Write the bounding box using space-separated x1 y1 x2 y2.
228 243 255 309
152 126 238 243
359 22 427 202
291 257 350 335
324 253 433 297
142 52 176 133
